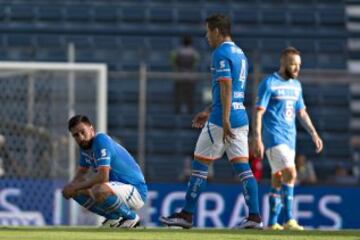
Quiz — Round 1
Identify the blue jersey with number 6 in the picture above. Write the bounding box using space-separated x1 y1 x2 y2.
209 41 249 128
256 72 305 150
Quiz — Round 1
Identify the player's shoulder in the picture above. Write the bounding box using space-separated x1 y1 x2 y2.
260 72 277 86
292 78 302 87
93 133 112 146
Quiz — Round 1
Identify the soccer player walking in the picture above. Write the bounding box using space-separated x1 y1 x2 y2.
159 14 263 229
62 115 147 228
252 47 323 230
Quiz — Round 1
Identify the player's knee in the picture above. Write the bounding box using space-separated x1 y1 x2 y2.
91 184 112 203
281 167 297 183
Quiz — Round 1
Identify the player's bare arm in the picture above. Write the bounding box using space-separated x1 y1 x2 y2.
252 108 266 158
63 167 110 199
219 79 235 143
62 167 88 199
297 109 323 153
192 105 211 128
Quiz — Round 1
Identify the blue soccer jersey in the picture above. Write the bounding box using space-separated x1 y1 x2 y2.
256 72 305 150
208 41 249 128
79 133 147 201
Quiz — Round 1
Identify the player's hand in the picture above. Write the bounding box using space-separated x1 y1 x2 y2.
192 111 210 128
312 134 323 153
252 136 264 159
222 121 235 143
62 183 78 199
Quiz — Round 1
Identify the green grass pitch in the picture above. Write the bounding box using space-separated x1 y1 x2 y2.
0 227 359 240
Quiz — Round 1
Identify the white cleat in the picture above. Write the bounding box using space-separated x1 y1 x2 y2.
101 218 123 228
116 214 141 228
159 212 193 229
233 218 264 230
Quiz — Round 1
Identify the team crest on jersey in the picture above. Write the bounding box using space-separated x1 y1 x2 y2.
219 60 225 69
101 149 107 157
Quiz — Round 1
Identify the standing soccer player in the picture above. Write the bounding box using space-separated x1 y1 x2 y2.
252 47 323 230
159 14 263 229
62 115 147 228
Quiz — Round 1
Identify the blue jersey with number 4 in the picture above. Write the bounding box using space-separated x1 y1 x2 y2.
79 133 147 201
256 72 305 150
209 41 249 128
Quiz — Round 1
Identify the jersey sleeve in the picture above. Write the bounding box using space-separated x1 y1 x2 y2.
94 134 112 168
295 83 306 111
214 52 232 81
256 78 272 110
79 152 90 169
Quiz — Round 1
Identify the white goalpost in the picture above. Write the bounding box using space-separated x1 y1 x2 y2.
0 61 107 226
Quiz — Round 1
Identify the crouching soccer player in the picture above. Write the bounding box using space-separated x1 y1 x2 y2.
62 115 147 228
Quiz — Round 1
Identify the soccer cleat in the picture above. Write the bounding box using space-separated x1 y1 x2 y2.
268 223 284 230
233 217 264 230
159 211 193 229
283 219 304 230
102 218 123 228
116 214 141 228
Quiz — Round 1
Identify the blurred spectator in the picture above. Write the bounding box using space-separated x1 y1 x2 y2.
295 153 317 185
331 164 358 185
171 35 200 114
249 138 263 181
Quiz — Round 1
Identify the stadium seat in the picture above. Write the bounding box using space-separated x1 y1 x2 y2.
289 8 317 26
317 53 347 69
6 34 32 47
232 9 259 26
290 40 316 53
318 39 346 53
261 9 287 26
147 114 177 129
93 6 118 23
177 9 203 24
64 5 91 22
149 8 174 23
35 35 64 47
261 39 288 52
37 5 63 22
9 5 35 21
121 7 146 23
318 8 346 27
65 35 92 49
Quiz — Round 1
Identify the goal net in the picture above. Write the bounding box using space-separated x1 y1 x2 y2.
0 62 107 226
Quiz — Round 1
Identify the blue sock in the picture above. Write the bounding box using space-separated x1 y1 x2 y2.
73 194 109 218
183 160 209 214
268 188 282 226
232 162 260 215
98 195 136 220
282 184 294 222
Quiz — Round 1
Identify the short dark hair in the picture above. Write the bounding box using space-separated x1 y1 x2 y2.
281 47 301 59
68 114 92 131
205 14 231 37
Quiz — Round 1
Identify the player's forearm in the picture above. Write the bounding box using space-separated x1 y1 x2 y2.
298 110 319 138
220 81 232 124
203 104 212 113
252 110 264 140
71 168 87 183
73 171 108 191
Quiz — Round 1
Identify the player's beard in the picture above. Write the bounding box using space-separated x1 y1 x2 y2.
284 67 298 79
80 139 93 149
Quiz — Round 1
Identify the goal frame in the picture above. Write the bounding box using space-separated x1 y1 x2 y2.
0 61 107 226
